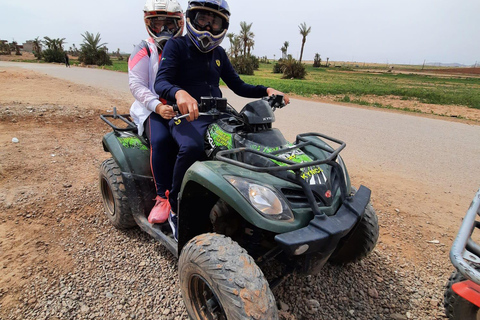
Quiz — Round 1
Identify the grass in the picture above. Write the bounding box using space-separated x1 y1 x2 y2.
236 63 480 109
103 59 128 72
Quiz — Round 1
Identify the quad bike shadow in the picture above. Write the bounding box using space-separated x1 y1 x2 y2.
99 95 379 319
444 188 480 320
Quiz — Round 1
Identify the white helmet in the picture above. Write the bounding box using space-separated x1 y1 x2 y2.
144 0 184 49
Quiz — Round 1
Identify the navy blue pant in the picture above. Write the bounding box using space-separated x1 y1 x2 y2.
168 116 213 213
145 112 177 199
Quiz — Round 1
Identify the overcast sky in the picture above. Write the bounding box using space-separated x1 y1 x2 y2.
1 0 479 65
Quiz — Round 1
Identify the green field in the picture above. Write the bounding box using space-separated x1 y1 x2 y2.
104 59 480 109
240 63 480 109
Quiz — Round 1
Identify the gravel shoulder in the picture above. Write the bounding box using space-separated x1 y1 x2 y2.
0 65 475 319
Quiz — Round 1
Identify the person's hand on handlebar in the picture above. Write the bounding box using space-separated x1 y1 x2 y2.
267 88 290 105
175 90 199 122
155 103 177 120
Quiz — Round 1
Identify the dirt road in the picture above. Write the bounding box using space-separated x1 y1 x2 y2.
1 61 479 319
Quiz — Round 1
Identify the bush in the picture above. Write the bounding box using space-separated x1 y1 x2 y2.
272 63 282 74
42 49 65 63
259 56 270 64
230 55 258 75
272 58 307 79
313 53 321 68
78 48 112 66
272 59 284 73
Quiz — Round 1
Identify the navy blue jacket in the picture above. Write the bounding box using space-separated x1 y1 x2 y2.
154 36 268 105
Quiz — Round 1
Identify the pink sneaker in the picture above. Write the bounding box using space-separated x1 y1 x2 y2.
148 190 171 224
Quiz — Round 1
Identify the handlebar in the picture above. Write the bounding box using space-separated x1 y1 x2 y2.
172 95 286 121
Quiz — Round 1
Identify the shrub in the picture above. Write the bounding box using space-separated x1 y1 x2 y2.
282 59 306 79
272 58 284 74
78 48 112 66
230 55 258 75
273 63 282 74
273 58 307 79
42 49 64 63
313 53 321 68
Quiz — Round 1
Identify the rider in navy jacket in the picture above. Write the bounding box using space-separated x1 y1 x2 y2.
152 0 289 241
154 35 268 104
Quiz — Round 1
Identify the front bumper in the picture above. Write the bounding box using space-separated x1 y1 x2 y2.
274 185 371 256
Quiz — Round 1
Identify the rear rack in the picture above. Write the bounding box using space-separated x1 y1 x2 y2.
100 107 138 132
215 132 348 216
450 188 480 284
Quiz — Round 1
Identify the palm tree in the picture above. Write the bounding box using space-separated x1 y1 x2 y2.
239 21 254 56
226 32 235 56
283 41 289 58
232 36 242 58
43 37 66 51
80 31 107 52
32 37 42 59
246 38 254 55
79 31 111 66
298 22 311 63
41 37 66 62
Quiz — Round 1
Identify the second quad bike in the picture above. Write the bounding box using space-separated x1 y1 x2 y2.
444 188 480 320
99 95 379 319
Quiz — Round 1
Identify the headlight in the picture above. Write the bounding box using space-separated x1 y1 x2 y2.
225 175 294 221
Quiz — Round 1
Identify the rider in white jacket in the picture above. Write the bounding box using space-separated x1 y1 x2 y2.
128 0 184 224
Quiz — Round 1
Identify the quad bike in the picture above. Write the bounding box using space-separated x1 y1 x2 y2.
99 95 379 319
444 188 480 320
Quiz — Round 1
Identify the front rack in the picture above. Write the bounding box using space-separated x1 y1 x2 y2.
450 188 480 284
215 132 348 216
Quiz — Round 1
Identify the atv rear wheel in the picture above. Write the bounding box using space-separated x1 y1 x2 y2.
179 233 278 320
99 158 136 229
329 201 379 264
444 270 480 320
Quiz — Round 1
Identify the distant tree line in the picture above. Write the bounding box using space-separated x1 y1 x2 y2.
0 40 21 55
3 32 113 66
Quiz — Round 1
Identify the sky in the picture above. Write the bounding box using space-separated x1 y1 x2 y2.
1 0 479 66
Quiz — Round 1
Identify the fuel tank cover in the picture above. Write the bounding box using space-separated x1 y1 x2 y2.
240 100 275 125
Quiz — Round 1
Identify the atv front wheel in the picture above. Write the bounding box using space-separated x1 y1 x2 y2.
179 233 278 320
444 270 480 320
329 201 379 264
99 158 136 229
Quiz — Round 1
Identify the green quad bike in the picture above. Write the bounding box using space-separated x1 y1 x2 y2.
99 95 379 319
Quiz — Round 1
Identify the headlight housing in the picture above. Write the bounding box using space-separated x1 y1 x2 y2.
225 175 294 222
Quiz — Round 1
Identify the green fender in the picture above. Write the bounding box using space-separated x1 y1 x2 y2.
102 131 151 176
179 160 313 234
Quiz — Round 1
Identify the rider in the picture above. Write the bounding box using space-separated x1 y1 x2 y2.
154 0 290 241
129 0 184 224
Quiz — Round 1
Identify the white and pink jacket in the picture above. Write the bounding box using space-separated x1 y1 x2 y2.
128 38 164 136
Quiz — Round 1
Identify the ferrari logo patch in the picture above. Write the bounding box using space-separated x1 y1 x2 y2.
216 59 221 67
175 119 182 125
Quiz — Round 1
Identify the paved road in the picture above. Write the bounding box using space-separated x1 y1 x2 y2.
2 61 479 196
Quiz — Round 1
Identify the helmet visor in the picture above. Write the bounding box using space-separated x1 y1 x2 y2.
146 16 179 36
193 10 225 35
